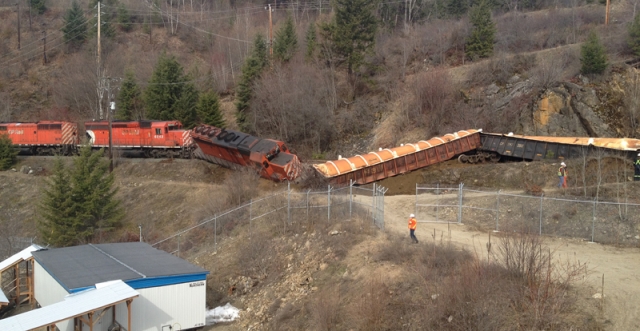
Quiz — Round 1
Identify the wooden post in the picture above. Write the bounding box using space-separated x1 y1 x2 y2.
17 2 21 50
88 311 94 331
127 299 133 331
605 0 610 25
14 264 20 305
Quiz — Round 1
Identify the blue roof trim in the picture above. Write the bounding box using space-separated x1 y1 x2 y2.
70 286 95 294
125 272 209 290
68 272 210 292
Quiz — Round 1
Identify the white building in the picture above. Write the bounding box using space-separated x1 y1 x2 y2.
9 242 209 331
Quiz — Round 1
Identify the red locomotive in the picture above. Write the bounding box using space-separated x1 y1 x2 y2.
0 121 78 155
85 120 193 158
1 120 193 158
190 124 301 181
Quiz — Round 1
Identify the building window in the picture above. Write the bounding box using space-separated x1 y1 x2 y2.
156 128 161 135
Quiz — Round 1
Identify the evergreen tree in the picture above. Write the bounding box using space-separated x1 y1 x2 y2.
629 14 640 56
116 71 142 120
235 34 268 130
305 22 317 62
581 31 608 75
117 4 132 32
38 158 76 247
174 81 199 129
447 0 468 18
38 148 122 247
320 0 378 77
465 1 496 60
0 134 17 171
144 53 188 121
274 14 298 62
30 0 47 15
62 1 87 48
69 146 123 243
197 91 225 127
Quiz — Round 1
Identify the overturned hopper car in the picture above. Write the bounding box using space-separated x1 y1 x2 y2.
477 133 640 161
313 130 483 185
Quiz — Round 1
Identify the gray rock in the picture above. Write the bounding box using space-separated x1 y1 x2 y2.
508 75 521 85
486 83 500 96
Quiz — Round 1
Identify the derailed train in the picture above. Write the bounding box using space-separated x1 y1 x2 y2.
3 120 640 184
313 130 640 185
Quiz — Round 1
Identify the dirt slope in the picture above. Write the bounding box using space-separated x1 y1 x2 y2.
385 194 640 330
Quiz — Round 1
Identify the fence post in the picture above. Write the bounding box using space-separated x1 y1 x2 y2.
288 181 291 225
415 183 418 220
457 183 464 224
249 199 253 240
214 214 217 251
372 182 376 225
349 180 353 221
435 184 440 223
496 190 501 231
539 193 544 235
592 199 596 243
327 185 331 221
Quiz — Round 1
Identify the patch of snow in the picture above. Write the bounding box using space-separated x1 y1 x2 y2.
206 303 240 325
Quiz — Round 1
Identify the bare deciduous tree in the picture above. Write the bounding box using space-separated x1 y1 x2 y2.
249 63 336 153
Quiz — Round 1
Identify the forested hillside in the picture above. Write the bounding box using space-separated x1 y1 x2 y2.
0 0 638 159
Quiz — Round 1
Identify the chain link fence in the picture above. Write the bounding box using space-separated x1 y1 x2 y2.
416 183 640 245
152 181 387 257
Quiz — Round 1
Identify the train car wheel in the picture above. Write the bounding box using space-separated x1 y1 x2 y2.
458 154 468 163
490 154 501 162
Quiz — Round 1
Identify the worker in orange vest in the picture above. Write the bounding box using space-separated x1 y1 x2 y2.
557 162 566 188
408 214 418 244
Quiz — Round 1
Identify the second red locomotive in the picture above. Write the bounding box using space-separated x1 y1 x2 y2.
85 120 193 158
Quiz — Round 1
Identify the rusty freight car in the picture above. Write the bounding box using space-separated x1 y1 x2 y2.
478 133 640 161
313 129 482 185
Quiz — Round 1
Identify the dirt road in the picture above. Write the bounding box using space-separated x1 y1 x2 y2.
385 194 640 330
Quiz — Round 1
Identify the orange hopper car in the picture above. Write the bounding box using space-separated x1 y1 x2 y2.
313 130 482 185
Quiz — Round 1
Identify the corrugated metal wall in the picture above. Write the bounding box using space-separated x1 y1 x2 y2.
114 280 207 331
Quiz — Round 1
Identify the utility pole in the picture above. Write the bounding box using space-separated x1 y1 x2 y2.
97 0 103 120
107 77 114 173
268 4 273 56
605 0 610 25
42 27 47 65
28 0 32 31
16 2 21 50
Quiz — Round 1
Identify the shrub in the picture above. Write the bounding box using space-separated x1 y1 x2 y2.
581 31 607 75
0 133 17 171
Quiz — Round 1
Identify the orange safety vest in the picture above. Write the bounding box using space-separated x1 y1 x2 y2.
408 217 417 230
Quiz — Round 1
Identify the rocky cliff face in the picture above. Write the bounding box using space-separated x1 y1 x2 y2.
485 66 639 138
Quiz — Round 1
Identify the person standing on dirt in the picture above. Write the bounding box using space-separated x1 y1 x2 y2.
635 153 640 181
408 214 419 244
558 162 567 188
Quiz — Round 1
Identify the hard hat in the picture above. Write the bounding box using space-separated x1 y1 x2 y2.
561 162 566 166
410 214 415 218
637 153 640 156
